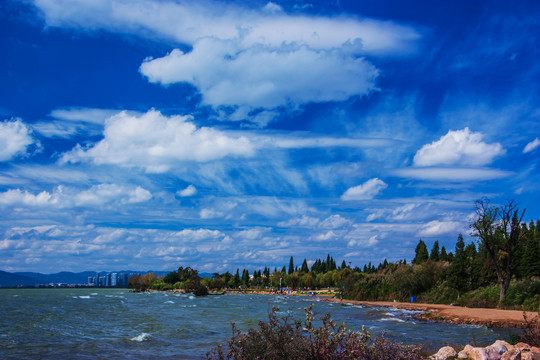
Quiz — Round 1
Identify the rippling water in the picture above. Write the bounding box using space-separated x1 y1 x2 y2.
0 289 513 359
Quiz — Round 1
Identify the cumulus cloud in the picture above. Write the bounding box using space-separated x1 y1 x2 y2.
140 39 379 118
341 178 387 200
0 184 152 207
523 137 540 153
60 109 254 172
0 188 57 206
177 184 197 197
413 127 505 166
0 119 36 161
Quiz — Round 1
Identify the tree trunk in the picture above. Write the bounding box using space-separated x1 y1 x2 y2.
499 278 508 304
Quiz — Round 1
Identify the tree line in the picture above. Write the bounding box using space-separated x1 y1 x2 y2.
129 199 540 310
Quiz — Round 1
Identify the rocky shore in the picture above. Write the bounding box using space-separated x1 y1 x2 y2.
430 340 540 360
322 298 537 328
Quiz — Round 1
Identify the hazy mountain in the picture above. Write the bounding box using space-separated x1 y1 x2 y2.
0 271 40 287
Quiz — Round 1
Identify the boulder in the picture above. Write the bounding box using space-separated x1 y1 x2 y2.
516 343 531 351
500 348 520 360
522 350 540 360
469 346 502 360
491 340 512 353
431 346 457 360
458 344 475 359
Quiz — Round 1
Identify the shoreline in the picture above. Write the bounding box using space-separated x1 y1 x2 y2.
322 298 538 328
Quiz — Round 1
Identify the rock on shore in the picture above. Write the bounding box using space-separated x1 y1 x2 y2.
430 340 540 360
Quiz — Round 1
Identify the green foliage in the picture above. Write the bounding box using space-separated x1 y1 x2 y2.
184 277 208 296
128 273 156 291
447 234 469 298
207 305 425 360
412 240 429 264
429 241 440 261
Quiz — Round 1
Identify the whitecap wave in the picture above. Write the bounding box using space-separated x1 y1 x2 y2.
164 300 174 304
78 295 91 299
380 317 406 323
131 333 151 342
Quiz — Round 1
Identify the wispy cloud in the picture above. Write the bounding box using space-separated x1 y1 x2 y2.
523 137 540 153
392 167 511 181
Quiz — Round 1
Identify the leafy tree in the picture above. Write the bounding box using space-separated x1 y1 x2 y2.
163 271 181 284
470 199 526 303
429 241 440 261
412 240 429 264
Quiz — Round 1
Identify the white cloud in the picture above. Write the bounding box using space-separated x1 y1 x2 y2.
0 119 36 161
177 184 197 197
315 230 337 241
523 137 540 153
277 215 320 227
259 134 396 149
319 215 350 229
75 184 152 205
341 178 387 200
33 107 128 138
35 0 419 54
0 189 57 206
347 234 379 248
60 109 254 172
413 127 505 167
140 39 379 116
0 184 151 208
35 0 420 124
417 220 462 237
392 167 511 181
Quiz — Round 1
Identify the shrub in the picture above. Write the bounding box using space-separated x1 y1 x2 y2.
517 312 540 347
206 305 425 360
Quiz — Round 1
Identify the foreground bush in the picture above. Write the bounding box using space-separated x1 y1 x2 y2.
207 305 425 360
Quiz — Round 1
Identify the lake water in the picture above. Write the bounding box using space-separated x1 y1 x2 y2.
0 288 513 359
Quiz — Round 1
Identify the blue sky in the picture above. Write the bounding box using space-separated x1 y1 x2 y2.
1 0 539 273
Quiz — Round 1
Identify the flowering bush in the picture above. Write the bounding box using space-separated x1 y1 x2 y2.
207 305 426 360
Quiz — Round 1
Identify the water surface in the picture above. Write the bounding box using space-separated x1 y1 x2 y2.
0 289 513 359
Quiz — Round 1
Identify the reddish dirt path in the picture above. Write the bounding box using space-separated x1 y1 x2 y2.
322 298 538 328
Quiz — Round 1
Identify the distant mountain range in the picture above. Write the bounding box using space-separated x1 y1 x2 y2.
0 270 172 287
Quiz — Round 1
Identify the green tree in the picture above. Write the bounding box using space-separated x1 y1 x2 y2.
447 234 468 299
440 246 448 262
429 241 440 261
300 259 309 273
288 256 294 275
412 240 429 264
470 199 526 303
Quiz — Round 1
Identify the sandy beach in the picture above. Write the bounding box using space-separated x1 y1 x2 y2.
322 298 539 328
